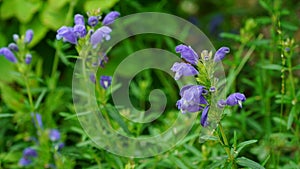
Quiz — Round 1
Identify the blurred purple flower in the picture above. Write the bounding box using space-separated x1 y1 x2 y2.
25 29 34 44
175 44 199 65
25 53 32 64
90 26 112 47
49 129 61 141
102 11 120 25
217 100 226 108
88 16 99 27
209 14 224 35
31 113 43 128
226 93 246 108
13 34 19 42
23 148 37 158
209 86 216 92
90 73 96 83
213 47 230 62
0 47 17 63
73 24 87 38
176 85 208 113
19 157 32 166
8 43 19 51
56 26 77 44
74 14 85 25
201 105 209 127
100 76 112 89
171 62 198 80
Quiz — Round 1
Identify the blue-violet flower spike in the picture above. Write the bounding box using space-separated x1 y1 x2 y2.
226 93 246 108
31 113 43 128
19 157 32 166
213 47 230 62
25 29 34 44
0 47 17 63
100 76 112 89
217 100 226 108
90 26 112 47
74 14 85 25
49 129 61 142
175 44 199 65
13 34 19 42
171 62 198 80
88 16 99 27
201 105 209 127
56 26 77 44
102 11 120 25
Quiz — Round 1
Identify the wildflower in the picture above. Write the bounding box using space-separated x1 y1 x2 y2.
0 47 17 63
100 76 112 89
74 14 85 25
209 86 216 92
73 24 87 38
213 47 230 62
200 105 209 127
31 113 43 128
90 26 112 47
19 157 32 166
56 26 77 44
23 148 37 157
102 11 120 25
217 100 226 108
176 85 208 113
88 16 99 27
226 92 246 108
55 142 65 151
8 43 19 51
25 29 34 44
175 44 199 65
25 53 32 64
13 34 19 42
171 62 198 80
49 129 61 142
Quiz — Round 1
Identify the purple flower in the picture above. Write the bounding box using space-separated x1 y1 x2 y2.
13 34 19 42
217 100 226 108
90 26 112 47
73 24 87 38
171 62 198 80
209 86 216 92
31 113 43 128
19 157 32 166
49 129 61 141
74 14 85 25
8 43 19 51
25 29 34 44
23 148 37 158
102 11 120 25
201 105 209 127
176 85 208 113
25 53 32 64
100 76 112 89
0 47 17 63
56 26 77 44
56 142 65 151
88 16 99 27
226 93 246 108
90 73 96 83
175 44 199 65
213 47 230 62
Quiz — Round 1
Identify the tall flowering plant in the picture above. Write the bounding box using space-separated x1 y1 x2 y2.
171 44 254 168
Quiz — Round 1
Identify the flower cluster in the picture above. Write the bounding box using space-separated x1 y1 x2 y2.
56 11 120 47
90 74 112 89
0 29 33 64
171 44 246 127
19 113 64 167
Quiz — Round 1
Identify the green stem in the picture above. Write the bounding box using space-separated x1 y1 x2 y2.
51 50 60 79
24 74 34 111
218 122 233 161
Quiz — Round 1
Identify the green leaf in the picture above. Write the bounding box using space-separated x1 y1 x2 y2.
237 140 257 154
15 0 42 23
40 4 70 30
287 106 296 130
84 0 120 12
261 64 283 71
292 65 300 70
219 32 241 42
0 114 14 118
259 0 271 12
0 0 16 19
281 21 298 31
0 83 26 112
169 155 189 169
183 144 202 157
48 0 70 10
105 104 131 135
236 157 265 169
